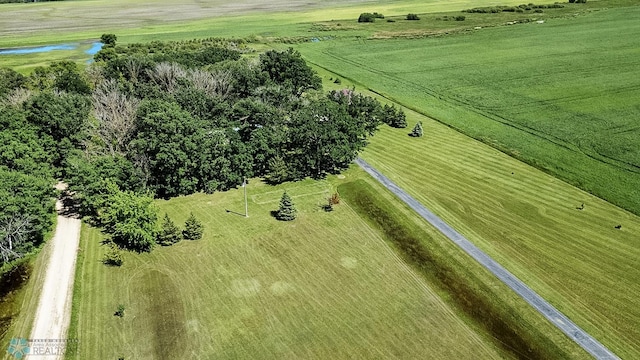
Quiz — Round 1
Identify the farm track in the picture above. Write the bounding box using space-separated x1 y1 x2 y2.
355 157 619 360
29 198 81 360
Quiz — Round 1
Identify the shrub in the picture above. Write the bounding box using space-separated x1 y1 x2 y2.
406 13 420 20
358 13 376 23
333 78 341 84
534 9 544 12
182 212 203 240
455 15 466 21
114 304 125 318
329 192 341 205
387 19 396 23
102 243 123 266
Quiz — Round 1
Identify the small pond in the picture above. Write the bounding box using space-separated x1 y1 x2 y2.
0 42 103 55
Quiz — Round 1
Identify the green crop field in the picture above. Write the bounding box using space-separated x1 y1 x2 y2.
296 2 640 216
64 176 511 359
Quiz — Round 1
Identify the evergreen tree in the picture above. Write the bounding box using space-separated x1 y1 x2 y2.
265 155 288 184
157 214 181 246
276 191 297 221
409 121 423 137
183 212 204 240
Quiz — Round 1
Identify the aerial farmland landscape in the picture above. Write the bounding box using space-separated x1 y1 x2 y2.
0 0 638 359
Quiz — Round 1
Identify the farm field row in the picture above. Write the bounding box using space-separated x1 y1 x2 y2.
295 4 640 216
65 175 520 359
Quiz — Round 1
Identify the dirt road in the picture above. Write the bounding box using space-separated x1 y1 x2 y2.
28 197 81 360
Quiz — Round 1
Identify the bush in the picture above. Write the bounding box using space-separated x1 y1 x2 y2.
406 13 420 20
114 304 125 318
183 212 203 240
102 243 123 266
329 192 340 205
333 78 341 84
455 15 466 21
358 13 376 23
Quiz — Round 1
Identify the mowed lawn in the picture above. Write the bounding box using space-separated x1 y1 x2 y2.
296 4 640 216
66 176 506 359
355 117 640 358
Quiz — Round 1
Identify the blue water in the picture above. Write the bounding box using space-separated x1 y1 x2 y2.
0 42 102 55
85 42 103 55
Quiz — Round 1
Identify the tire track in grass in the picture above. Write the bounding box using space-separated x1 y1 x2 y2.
355 157 619 360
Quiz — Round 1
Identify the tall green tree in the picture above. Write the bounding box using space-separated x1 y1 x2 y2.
259 48 322 96
100 182 158 252
276 191 297 221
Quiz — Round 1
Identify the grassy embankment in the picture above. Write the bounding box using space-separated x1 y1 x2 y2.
65 175 501 359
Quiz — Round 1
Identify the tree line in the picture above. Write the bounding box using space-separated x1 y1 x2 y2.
0 35 407 256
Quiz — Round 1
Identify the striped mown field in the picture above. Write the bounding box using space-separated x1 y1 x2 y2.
66 177 511 359
358 116 640 358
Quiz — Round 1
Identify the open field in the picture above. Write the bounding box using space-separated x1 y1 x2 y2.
66 177 508 359
0 0 532 47
348 115 639 357
296 3 640 216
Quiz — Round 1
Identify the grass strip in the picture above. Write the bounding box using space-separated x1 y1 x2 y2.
339 179 574 359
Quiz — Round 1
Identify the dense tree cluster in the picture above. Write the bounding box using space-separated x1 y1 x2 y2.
0 37 406 258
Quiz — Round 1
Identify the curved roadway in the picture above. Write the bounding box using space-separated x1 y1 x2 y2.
356 157 618 360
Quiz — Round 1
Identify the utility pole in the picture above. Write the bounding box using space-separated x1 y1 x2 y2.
243 178 248 218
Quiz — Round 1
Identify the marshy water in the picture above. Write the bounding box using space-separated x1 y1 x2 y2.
0 41 103 56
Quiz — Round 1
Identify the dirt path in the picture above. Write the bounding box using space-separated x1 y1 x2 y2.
356 157 619 360
28 192 81 359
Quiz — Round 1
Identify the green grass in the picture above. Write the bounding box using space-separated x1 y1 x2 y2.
0 0 532 72
0 217 58 359
66 176 517 359
296 3 640 216
344 115 640 358
338 179 584 359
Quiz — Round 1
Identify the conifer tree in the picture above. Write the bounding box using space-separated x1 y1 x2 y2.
183 212 204 240
276 191 297 221
409 121 423 137
157 214 181 246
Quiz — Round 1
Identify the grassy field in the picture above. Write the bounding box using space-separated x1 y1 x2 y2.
335 109 639 358
66 176 508 359
0 0 531 47
296 2 640 216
